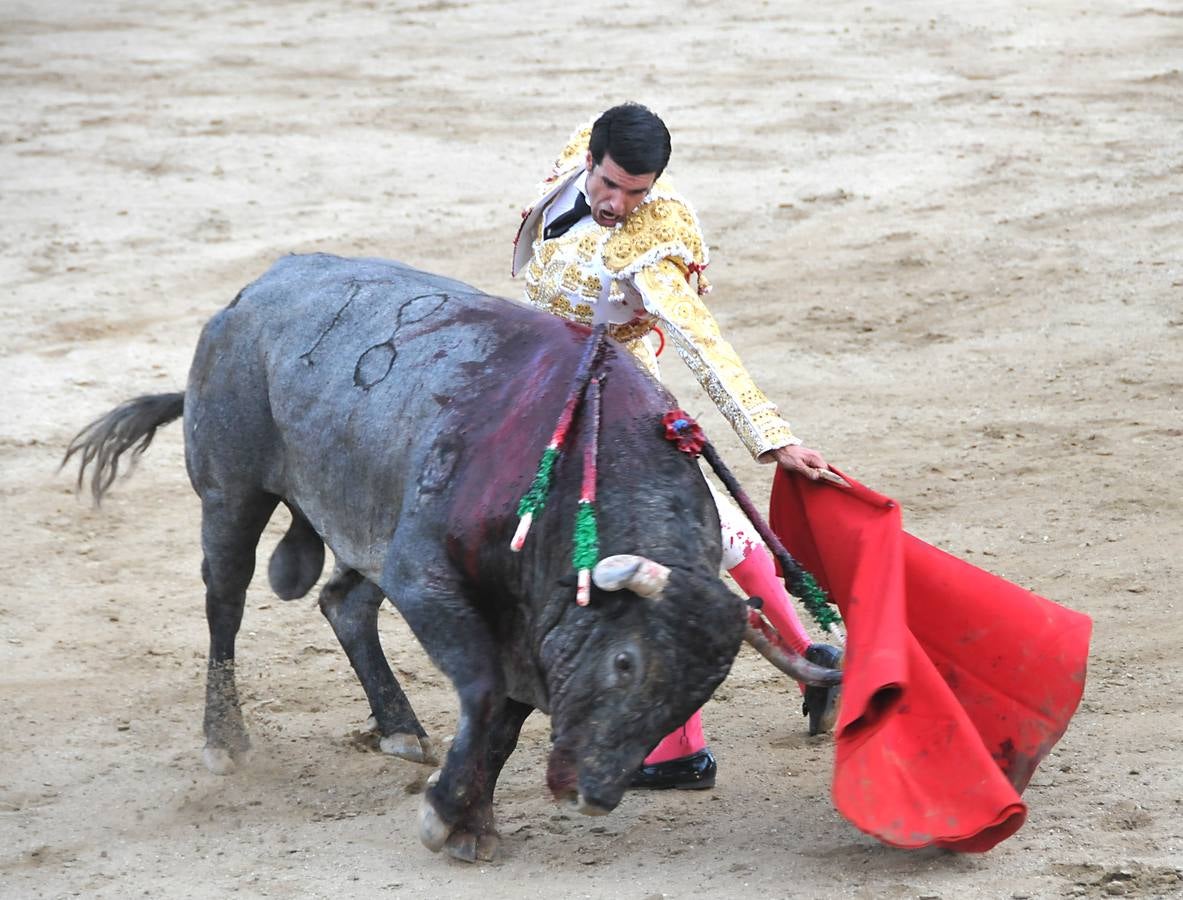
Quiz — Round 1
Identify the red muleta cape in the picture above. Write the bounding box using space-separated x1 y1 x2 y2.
769 468 1092 852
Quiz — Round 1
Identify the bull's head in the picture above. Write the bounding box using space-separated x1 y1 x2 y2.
594 553 842 689
543 555 840 816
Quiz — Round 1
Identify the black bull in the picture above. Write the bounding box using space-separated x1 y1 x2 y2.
66 254 840 862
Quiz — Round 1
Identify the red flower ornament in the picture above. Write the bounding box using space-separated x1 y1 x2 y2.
662 410 705 456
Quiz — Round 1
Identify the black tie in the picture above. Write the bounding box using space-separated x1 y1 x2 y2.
544 192 591 240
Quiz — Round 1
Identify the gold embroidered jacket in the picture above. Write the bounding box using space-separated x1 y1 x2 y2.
511 124 799 459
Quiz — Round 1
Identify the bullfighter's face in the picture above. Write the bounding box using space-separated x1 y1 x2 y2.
584 150 656 228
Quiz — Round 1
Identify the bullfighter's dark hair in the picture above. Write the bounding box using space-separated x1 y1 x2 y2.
589 103 672 179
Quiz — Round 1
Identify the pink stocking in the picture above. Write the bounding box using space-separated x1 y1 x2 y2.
729 546 812 656
644 709 706 764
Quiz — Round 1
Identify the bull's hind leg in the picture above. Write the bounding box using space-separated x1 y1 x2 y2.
317 565 436 764
200 490 278 775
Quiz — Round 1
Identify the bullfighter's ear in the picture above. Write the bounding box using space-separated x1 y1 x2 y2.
592 555 670 599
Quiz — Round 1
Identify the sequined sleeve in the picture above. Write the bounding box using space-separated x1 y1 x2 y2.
633 260 800 459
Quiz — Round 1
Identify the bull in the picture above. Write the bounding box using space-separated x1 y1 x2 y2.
66 254 839 862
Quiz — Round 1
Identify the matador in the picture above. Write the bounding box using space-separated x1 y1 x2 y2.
512 103 841 790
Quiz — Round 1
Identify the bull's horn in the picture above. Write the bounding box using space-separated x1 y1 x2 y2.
591 555 670 599
744 623 844 687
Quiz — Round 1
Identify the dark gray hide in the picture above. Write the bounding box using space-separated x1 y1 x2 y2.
70 254 748 862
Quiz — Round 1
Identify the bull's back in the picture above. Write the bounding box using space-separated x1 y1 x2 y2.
186 254 605 577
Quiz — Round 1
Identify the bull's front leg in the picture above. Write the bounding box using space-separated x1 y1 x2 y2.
421 696 534 862
382 551 519 862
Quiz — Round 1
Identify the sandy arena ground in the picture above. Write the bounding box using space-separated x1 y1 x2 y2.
2 1 1182 897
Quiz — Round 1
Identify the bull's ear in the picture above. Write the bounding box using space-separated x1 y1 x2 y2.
591 555 670 599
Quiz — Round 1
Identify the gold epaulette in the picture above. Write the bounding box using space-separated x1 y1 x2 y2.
602 192 711 297
531 122 594 202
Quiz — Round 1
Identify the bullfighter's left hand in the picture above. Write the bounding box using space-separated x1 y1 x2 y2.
770 444 829 480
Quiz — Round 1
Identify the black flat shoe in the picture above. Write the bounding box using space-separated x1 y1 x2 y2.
802 643 843 736
630 748 717 790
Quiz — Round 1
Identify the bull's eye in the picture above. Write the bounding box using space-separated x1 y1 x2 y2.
606 648 639 688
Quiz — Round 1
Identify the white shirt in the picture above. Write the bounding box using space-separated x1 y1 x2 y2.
536 170 651 324
542 170 592 230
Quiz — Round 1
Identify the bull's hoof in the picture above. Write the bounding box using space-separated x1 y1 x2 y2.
418 796 453 853
445 828 500 863
475 830 499 862
575 794 612 816
203 745 242 775
418 787 500 862
380 732 439 766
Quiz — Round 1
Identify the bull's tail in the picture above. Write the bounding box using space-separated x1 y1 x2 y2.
62 392 185 504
